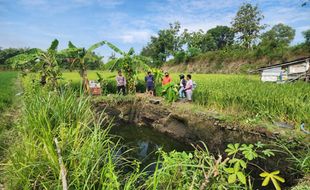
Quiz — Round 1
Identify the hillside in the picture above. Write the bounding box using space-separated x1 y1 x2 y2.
162 47 310 74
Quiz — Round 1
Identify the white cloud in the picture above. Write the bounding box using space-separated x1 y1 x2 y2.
118 30 152 43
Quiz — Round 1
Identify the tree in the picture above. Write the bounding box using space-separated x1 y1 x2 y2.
7 40 61 89
141 22 185 67
207 26 235 50
108 46 150 94
231 3 265 49
259 24 295 59
62 41 111 92
303 29 310 45
183 30 216 53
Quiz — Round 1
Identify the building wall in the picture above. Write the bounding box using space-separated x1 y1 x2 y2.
261 67 282 82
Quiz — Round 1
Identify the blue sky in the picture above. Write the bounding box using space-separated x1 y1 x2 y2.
0 0 309 58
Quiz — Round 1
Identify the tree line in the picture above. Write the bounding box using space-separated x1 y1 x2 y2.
140 3 310 67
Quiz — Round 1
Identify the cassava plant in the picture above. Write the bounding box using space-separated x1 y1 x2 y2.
224 142 285 189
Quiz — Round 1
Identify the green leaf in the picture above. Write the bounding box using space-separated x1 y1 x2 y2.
234 161 240 172
225 143 240 156
240 144 258 161
273 175 285 183
68 41 77 48
260 172 269 177
271 170 280 175
255 141 264 148
270 177 281 190
224 167 234 174
228 174 237 184
237 172 246 184
239 159 247 168
260 170 285 190
48 39 59 51
262 149 275 157
87 40 107 53
262 176 270 186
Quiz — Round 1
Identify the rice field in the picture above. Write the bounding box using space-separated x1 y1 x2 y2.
63 71 310 125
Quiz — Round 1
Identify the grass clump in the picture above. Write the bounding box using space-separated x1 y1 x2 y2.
4 86 123 189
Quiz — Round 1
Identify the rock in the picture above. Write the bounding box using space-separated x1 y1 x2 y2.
149 99 161 104
274 122 294 129
273 132 280 136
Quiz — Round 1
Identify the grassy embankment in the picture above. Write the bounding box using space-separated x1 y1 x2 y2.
63 71 310 131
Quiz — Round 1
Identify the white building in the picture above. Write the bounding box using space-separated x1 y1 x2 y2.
258 57 310 82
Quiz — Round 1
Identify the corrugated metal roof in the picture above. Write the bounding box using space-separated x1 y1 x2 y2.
257 56 310 71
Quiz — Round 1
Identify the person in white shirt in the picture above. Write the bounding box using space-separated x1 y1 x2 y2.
184 74 193 101
116 71 126 95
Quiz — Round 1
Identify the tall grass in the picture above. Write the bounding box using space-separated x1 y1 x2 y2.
4 86 124 189
192 74 310 124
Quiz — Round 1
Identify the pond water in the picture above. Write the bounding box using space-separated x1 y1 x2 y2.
109 124 193 170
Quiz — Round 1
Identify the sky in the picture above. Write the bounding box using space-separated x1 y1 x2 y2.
0 0 309 58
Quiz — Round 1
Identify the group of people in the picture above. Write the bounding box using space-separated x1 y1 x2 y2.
115 70 194 101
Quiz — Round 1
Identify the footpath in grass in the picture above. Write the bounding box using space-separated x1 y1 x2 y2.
0 71 19 189
0 72 18 112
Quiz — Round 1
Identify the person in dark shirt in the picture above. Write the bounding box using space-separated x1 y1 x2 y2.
179 74 186 98
145 71 155 96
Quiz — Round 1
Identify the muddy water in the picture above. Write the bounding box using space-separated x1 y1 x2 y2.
109 124 193 170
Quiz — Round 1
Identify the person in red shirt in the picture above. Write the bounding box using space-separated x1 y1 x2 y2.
162 71 172 85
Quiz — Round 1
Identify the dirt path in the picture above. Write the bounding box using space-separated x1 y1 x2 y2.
0 74 23 190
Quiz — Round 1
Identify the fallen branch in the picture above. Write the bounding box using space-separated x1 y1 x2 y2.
54 138 68 190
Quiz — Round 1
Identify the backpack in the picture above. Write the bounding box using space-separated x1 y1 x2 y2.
192 81 197 90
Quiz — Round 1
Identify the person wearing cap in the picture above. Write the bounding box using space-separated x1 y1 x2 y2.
179 74 186 98
162 71 172 85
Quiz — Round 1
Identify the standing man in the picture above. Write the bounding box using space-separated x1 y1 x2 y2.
184 74 193 102
145 71 155 96
162 71 172 85
179 74 186 98
116 71 126 95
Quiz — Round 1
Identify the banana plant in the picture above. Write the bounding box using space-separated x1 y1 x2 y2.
61 41 109 92
161 82 179 102
7 39 61 89
108 45 150 94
